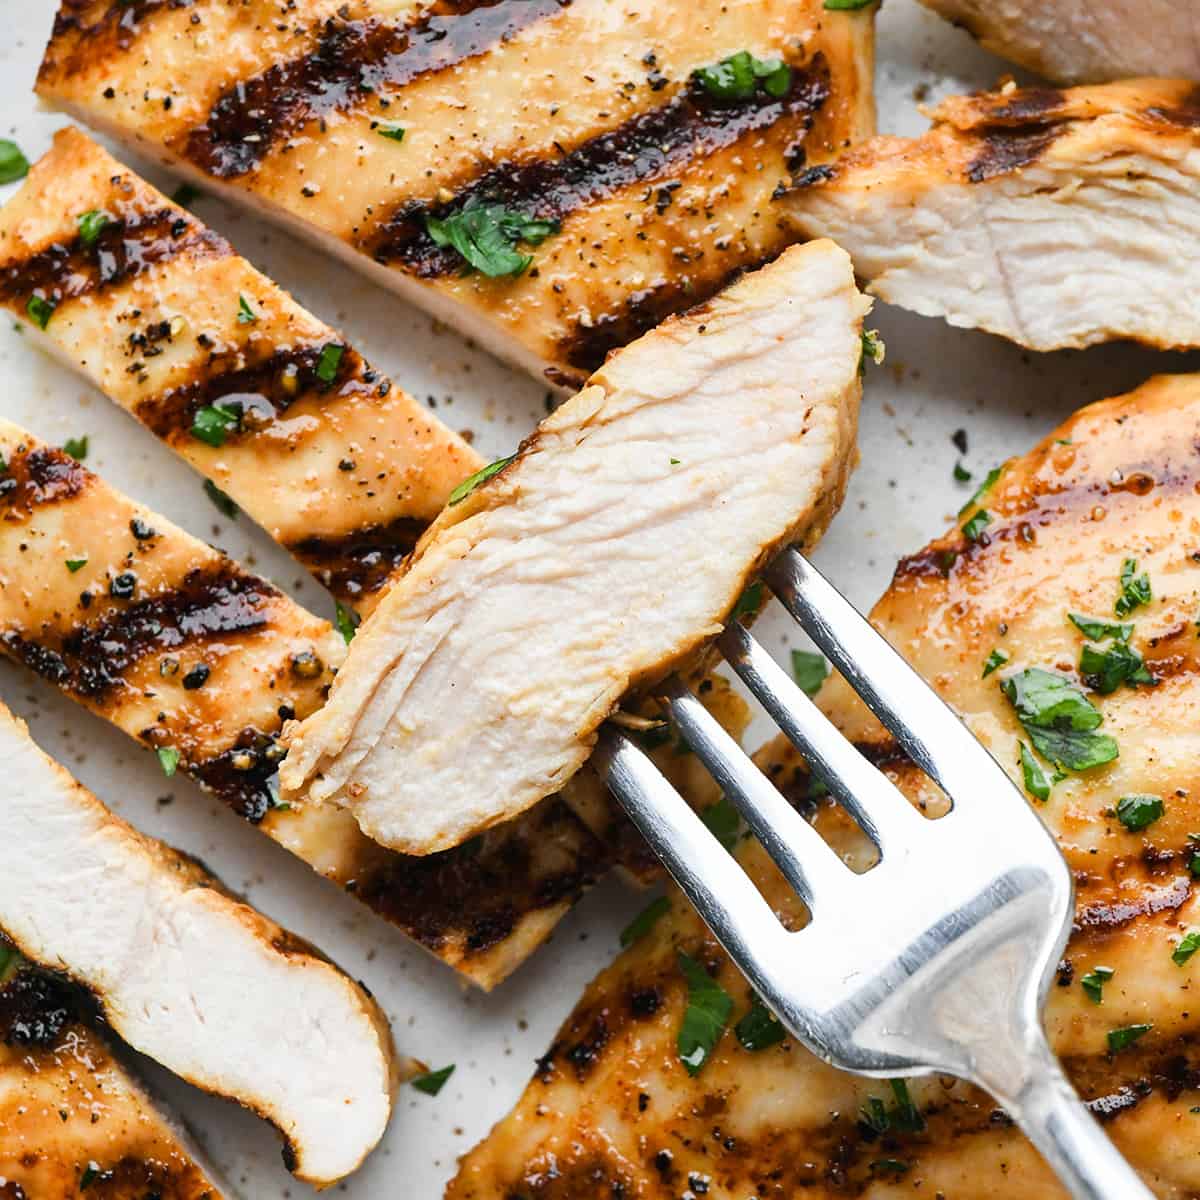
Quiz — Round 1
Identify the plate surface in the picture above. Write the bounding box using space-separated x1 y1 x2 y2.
0 4 1194 1195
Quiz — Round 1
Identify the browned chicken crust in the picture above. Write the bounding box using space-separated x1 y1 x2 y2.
35 0 875 387
0 421 603 988
0 127 482 617
451 373 1200 1198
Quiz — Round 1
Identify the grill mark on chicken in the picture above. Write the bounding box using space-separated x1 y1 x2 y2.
0 445 89 512
43 0 183 70
982 87 1067 124
0 564 278 702
1146 83 1200 128
182 0 572 179
0 964 87 1050
0 207 227 310
967 127 1062 183
366 55 832 277
288 515 427 603
135 341 372 442
1075 876 1193 934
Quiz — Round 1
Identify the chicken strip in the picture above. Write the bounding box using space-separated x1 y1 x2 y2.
450 372 1200 1199
784 79 1200 353
919 0 1200 86
281 241 868 854
0 420 604 988
0 703 397 1186
0 944 229 1199
0 126 481 618
35 0 875 388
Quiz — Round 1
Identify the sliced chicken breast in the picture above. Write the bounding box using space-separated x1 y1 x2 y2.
784 79 1200 352
451 371 1200 1199
0 127 481 617
0 946 228 1199
920 0 1200 86
0 703 397 1186
281 241 868 854
35 0 875 388
0 420 603 988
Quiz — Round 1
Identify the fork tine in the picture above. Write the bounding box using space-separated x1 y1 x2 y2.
594 726 787 965
717 620 924 851
766 548 1014 809
657 677 851 909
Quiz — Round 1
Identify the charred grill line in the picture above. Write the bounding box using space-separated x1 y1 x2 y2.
288 515 429 602
0 445 89 511
182 0 573 179
967 127 1064 183
43 0 188 69
367 55 832 278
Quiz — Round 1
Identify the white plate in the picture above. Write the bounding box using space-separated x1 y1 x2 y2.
0 4 1193 1195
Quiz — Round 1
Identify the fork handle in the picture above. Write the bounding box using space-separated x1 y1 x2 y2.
978 1042 1156 1200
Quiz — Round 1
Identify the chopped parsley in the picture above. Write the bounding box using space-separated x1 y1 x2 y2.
448 455 516 505
791 649 829 697
426 197 559 278
316 342 345 384
953 461 972 483
982 648 1009 678
62 435 88 460
1107 1024 1152 1053
1115 793 1164 833
859 329 885 374
1173 930 1200 967
1079 639 1154 695
734 996 786 1051
677 953 733 1076
693 51 793 102
171 182 201 207
959 464 1003 516
1018 742 1059 802
1069 613 1133 643
26 294 55 330
824 0 876 10
411 1064 455 1096
77 209 111 247
157 746 181 778
202 479 239 519
860 1079 925 1134
620 896 670 947
1115 558 1151 618
375 122 406 142
335 601 361 645
1000 668 1118 772
1081 965 1114 1004
0 139 29 185
962 509 992 542
236 293 258 324
65 555 88 574
730 581 764 621
701 796 740 852
80 1162 101 1190
191 402 241 447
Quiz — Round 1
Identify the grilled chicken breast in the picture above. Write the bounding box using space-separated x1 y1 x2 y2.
0 420 605 988
784 80 1200 353
0 704 397 1185
0 946 228 1199
919 0 1200 86
35 0 875 388
451 372 1200 1199
0 126 481 617
281 241 868 855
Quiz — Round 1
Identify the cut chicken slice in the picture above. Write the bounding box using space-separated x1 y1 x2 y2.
0 703 397 1186
35 0 875 388
0 420 604 989
783 79 1200 352
0 127 481 618
281 241 868 854
0 945 229 1199
450 371 1200 1199
920 0 1200 86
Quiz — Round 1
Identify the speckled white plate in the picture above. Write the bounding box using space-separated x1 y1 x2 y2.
1 3 1195 1195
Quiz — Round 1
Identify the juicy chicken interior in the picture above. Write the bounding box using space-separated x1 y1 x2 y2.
451 373 1200 1199
35 0 875 388
0 419 606 989
783 79 1200 353
0 126 481 618
281 241 868 855
0 945 228 1199
919 0 1200 86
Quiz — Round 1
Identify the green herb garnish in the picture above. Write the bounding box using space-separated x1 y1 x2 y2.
1115 793 1164 833
1115 558 1151 618
1018 742 1058 802
426 197 559 278
236 293 258 324
982 648 1008 678
791 649 829 697
731 581 764 622
157 746 181 777
1174 931 1200 967
620 896 670 948
1107 1024 1152 1053
1081 965 1114 1004
191 402 241 447
0 139 29 185
962 509 992 542
65 556 88 574
316 342 345 384
202 479 239 519
1069 613 1133 643
953 461 972 483
411 1064 455 1096
734 996 786 1051
80 1162 100 1190
1079 640 1154 695
959 464 1003 516
860 1079 925 1134
824 0 876 10
171 182 201 207
375 122 406 142
701 796 740 852
1000 668 1118 773
859 329 885 374
677 953 733 1076
62 436 88 461
448 455 516 506
26 294 55 330
77 209 111 247
693 50 793 102
335 601 361 644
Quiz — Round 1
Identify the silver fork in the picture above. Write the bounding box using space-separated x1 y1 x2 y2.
593 547 1153 1200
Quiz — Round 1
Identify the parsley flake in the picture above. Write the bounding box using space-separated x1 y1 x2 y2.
982 648 1009 678
1079 640 1154 695
953 461 972 483
1115 793 1164 833
448 455 516 505
701 796 740 852
1115 558 1151 618
824 0 876 9
677 953 733 1076
1018 742 1059 802
0 139 29 185
859 329 885 374
1069 613 1133 643
1081 965 1114 1004
734 996 786 1051
620 896 670 948
426 197 559 277
157 746 181 778
26 294 55 330
962 509 992 542
236 293 258 324
1107 1023 1152 1053
959 464 1003 516
1173 930 1200 967
375 122 406 142
191 402 241 447
693 51 793 102
65 555 88 574
171 182 201 207
730 581 763 621
411 1064 455 1096
316 342 345 384
62 436 88 461
791 649 829 697
335 601 361 645
1001 668 1118 772
202 479 239 519
77 209 111 247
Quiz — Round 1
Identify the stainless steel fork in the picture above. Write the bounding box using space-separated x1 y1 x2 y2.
593 547 1153 1200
